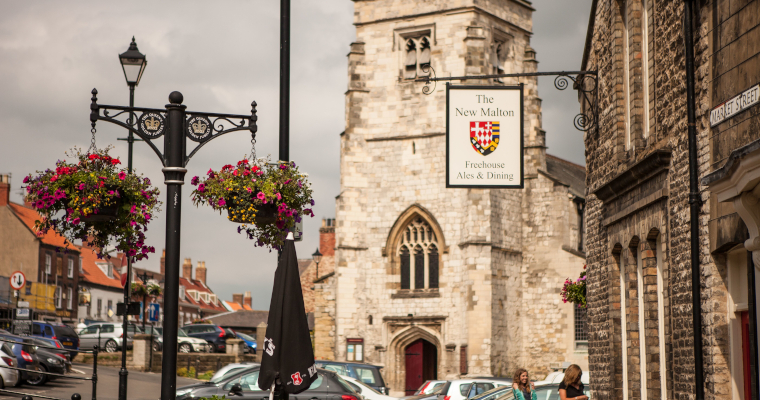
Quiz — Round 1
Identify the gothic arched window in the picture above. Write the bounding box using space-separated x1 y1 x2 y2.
397 218 440 289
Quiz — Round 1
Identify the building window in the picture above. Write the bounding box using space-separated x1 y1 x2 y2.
346 338 364 362
642 0 651 140
57 256 63 276
398 218 440 289
55 286 62 309
97 298 102 318
78 257 83 274
45 254 52 275
67 258 74 278
66 287 73 310
403 35 431 79
574 306 589 343
107 300 113 318
460 345 468 375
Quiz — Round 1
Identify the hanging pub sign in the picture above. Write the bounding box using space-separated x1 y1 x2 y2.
446 85 523 188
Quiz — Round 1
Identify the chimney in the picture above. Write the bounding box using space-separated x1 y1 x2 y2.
0 175 10 207
232 293 244 306
319 218 336 256
160 249 166 275
244 291 252 308
182 258 192 280
196 261 207 286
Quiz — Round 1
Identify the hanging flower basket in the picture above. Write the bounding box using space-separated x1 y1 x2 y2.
132 282 148 298
190 157 315 249
147 283 162 297
560 265 587 308
23 148 161 260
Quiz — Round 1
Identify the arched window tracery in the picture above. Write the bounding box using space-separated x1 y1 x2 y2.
397 217 440 289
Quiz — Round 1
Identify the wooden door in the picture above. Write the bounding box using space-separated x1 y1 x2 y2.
405 339 424 395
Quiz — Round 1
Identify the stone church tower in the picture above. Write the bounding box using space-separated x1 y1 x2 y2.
314 0 588 394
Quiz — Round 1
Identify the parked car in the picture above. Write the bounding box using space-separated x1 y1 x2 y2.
419 379 510 400
235 332 257 354
181 324 235 353
0 331 41 386
30 337 71 372
412 380 446 396
341 374 396 400
77 323 142 353
176 366 362 400
468 385 513 400
208 362 260 383
27 344 67 386
0 342 20 388
177 328 210 353
531 383 591 400
31 322 80 359
316 360 389 394
534 371 589 386
142 326 163 352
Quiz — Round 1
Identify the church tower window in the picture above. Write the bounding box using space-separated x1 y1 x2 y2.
403 35 432 79
397 218 440 289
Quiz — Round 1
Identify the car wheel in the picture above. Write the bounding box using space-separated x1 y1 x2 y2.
179 343 192 353
0 374 5 389
153 341 161 352
206 342 215 353
105 339 118 353
26 365 47 386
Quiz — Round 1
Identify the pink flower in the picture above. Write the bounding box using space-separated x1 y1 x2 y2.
246 187 252 193
276 193 282 200
78 183 85 190
22 176 29 183
72 218 80 224
130 204 137 214
191 176 199 185
130 221 137 226
145 213 151 221
198 183 206 193
218 198 226 207
50 175 58 182
118 171 127 180
257 192 265 200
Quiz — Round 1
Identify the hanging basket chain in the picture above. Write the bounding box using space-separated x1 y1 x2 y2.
89 127 97 154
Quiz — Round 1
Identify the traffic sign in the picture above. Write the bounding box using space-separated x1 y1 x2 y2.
148 303 160 322
10 272 26 290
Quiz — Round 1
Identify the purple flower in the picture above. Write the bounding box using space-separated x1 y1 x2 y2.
297 180 302 188
191 176 199 186
22 176 29 183
198 183 206 193
218 198 226 207
310 199 315 206
279 164 288 170
144 178 151 185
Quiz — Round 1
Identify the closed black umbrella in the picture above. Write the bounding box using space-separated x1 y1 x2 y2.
258 235 317 395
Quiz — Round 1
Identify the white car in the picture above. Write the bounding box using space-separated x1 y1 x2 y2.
0 343 19 388
340 375 397 400
534 371 589 385
431 379 511 400
177 328 209 353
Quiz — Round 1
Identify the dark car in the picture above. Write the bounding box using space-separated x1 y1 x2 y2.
176 366 362 400
0 332 41 386
27 345 67 386
31 322 79 358
30 337 71 372
181 324 235 353
316 360 389 395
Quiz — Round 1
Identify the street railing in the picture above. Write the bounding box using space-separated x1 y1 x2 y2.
0 340 98 400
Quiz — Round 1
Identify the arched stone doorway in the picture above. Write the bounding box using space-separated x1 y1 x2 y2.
404 339 437 395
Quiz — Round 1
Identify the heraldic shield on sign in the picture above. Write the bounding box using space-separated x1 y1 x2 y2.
470 121 500 155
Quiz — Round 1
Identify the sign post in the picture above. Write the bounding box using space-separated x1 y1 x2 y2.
446 85 524 189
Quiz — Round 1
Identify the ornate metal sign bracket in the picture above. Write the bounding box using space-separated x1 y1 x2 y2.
89 88 258 167
417 66 598 132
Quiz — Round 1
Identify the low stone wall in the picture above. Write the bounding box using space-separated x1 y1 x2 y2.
74 351 132 368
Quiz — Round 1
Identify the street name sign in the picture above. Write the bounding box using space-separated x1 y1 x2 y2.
446 85 524 188
10 271 26 290
710 84 760 127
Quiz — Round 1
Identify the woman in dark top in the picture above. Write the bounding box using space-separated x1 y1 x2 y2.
558 364 588 400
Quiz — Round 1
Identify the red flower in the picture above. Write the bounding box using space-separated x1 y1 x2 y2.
111 159 121 165
50 175 58 182
222 164 234 171
237 159 249 166
88 154 99 161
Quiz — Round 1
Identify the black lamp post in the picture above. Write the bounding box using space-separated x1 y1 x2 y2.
311 248 322 280
116 37 148 400
136 271 153 332
90 89 258 400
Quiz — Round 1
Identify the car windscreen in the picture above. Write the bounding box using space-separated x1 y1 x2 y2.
177 329 188 338
354 366 382 386
237 333 255 341
1 343 13 357
53 325 78 337
127 325 143 333
212 366 249 383
320 364 347 375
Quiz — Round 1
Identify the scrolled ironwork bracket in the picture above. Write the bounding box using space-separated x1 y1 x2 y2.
89 88 259 167
415 70 598 133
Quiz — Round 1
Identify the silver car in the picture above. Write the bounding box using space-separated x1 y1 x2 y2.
78 323 143 353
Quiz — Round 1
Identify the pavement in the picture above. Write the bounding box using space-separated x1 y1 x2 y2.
1 363 199 400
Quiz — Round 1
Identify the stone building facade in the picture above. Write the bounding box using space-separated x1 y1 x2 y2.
580 0 759 399
314 0 590 394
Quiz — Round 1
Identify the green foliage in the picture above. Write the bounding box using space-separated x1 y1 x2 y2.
198 396 228 400
177 366 197 377
199 370 214 381
147 283 162 296
23 147 161 260
560 266 587 308
132 282 148 297
190 157 315 249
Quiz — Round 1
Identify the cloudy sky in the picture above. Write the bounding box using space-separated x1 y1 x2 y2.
0 0 591 310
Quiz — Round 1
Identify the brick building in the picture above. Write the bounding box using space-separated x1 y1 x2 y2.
0 174 80 324
580 1 759 399
315 0 589 394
